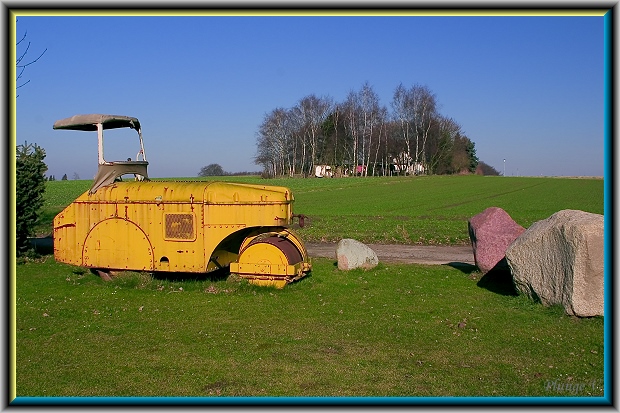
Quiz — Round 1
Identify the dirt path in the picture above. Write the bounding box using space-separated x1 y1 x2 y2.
30 236 475 267
305 242 475 266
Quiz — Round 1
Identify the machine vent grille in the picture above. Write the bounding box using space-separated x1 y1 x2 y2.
165 213 195 240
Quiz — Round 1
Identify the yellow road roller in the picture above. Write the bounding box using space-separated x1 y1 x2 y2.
52 114 311 288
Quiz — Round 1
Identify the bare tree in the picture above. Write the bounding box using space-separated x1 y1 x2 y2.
16 24 46 97
321 104 352 173
391 83 413 165
330 104 345 167
342 90 363 174
358 83 379 176
355 83 388 177
295 95 333 176
253 81 483 178
255 108 302 176
427 115 460 174
391 84 437 171
372 106 389 176
410 85 437 168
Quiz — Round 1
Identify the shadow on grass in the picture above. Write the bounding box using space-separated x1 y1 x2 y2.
151 267 231 282
445 262 477 274
476 258 518 296
446 260 517 296
152 268 315 286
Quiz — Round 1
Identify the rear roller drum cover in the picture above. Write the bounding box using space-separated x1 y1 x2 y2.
233 235 309 288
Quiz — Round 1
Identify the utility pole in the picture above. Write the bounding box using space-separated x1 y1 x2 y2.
503 159 506 176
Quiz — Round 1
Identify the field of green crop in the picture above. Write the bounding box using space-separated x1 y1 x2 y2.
15 175 606 403
38 175 605 245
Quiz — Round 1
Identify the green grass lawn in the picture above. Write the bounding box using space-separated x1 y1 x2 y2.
15 257 604 398
15 174 606 402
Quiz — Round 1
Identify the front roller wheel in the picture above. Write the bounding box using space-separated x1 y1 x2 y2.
229 231 311 288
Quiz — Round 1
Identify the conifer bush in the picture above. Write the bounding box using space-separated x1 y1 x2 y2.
16 142 47 256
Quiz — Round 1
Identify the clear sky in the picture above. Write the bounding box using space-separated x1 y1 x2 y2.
14 11 606 179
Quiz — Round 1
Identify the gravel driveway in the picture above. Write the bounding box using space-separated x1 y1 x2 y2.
305 243 475 266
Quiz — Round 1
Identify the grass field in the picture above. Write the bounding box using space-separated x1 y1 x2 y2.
37 175 604 245
15 257 604 399
15 175 606 402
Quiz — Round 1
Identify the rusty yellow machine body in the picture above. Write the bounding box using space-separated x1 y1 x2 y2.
52 114 311 288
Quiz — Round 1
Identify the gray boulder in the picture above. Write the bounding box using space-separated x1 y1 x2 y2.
468 207 525 274
336 239 379 270
505 209 604 317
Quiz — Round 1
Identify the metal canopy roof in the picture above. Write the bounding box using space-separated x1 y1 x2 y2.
53 114 141 132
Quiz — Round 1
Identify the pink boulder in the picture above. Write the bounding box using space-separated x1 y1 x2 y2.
468 207 525 274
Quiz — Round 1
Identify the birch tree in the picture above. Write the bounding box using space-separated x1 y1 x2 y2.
342 90 362 173
253 81 475 178
391 83 437 171
391 83 413 165
409 84 437 168
358 82 382 176
371 106 389 176
295 95 332 175
255 108 292 176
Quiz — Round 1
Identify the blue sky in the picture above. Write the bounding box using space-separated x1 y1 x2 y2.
15 12 606 179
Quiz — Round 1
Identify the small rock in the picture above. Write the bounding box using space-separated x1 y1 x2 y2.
336 239 379 271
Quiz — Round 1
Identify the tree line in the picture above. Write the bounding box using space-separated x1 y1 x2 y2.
254 82 495 177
